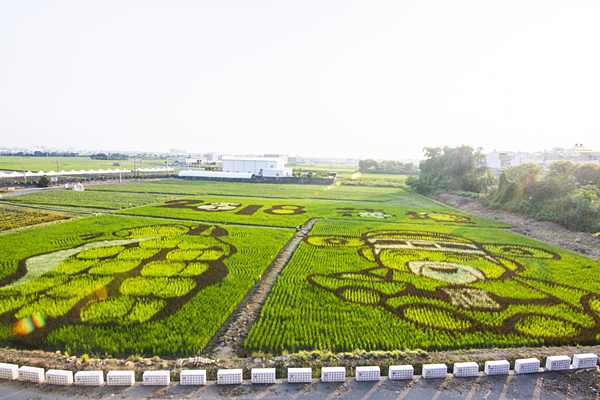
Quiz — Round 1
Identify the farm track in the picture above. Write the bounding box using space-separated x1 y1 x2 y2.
206 218 318 360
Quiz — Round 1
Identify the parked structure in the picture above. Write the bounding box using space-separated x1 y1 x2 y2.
486 144 600 175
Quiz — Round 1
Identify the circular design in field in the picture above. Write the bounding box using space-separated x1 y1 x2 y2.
408 261 486 284
426 213 472 223
196 202 242 212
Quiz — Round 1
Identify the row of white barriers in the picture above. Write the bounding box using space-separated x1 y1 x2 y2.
0 353 596 386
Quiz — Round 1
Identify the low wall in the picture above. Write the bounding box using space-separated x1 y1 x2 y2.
179 176 336 185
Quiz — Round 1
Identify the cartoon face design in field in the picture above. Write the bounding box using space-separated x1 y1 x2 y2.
306 230 600 342
0 224 234 346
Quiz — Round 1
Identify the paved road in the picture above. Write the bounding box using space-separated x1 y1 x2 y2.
0 372 585 400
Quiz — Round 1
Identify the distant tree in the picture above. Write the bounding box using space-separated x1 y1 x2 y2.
547 160 577 176
407 145 492 194
574 163 600 185
38 175 51 187
504 163 542 186
359 159 380 173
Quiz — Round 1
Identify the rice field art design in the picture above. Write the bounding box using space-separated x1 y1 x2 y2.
305 230 600 345
0 223 235 348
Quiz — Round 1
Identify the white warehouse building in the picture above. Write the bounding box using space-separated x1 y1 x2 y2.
221 156 292 177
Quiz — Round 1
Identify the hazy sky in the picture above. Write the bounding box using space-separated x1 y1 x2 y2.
1 1 599 159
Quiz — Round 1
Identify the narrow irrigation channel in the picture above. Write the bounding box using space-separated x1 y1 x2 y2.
205 218 318 360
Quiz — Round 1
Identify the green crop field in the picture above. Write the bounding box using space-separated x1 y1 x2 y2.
0 215 291 355
0 156 168 173
2 177 598 357
87 180 429 205
336 173 410 188
245 219 600 353
288 163 358 173
117 196 510 229
0 205 69 232
2 190 180 210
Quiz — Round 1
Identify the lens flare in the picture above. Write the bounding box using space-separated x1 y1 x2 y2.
335 181 341 186
12 317 35 336
12 313 46 336
31 312 45 329
351 172 361 179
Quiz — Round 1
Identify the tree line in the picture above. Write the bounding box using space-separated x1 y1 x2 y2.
406 145 600 233
483 161 600 233
358 159 418 175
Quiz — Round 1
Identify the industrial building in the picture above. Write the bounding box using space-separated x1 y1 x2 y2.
221 156 292 177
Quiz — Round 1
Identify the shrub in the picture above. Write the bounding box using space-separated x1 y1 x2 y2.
38 175 51 187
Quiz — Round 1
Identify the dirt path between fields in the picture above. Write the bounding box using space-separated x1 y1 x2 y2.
208 218 318 360
434 193 600 261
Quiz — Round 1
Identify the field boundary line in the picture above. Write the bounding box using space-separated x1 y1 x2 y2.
206 218 319 358
111 213 295 230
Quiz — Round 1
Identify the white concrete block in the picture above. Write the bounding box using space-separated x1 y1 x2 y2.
453 362 479 377
484 360 510 375
546 356 571 371
287 368 312 383
422 364 447 379
515 358 540 374
18 366 45 383
45 369 73 386
180 370 206 386
321 367 345 382
106 371 135 386
389 365 413 380
572 354 598 369
74 371 104 386
0 363 18 380
217 369 243 385
355 366 380 382
143 371 170 386
251 368 276 384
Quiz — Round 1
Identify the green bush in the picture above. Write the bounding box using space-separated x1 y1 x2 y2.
483 162 600 233
38 175 51 187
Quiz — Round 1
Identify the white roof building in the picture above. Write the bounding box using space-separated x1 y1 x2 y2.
221 156 292 177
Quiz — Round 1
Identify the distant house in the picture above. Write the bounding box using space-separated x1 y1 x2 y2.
485 144 600 175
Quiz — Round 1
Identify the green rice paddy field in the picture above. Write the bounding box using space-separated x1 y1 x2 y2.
0 178 598 356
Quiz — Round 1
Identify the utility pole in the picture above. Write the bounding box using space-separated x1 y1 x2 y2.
166 155 169 176
22 162 26 184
